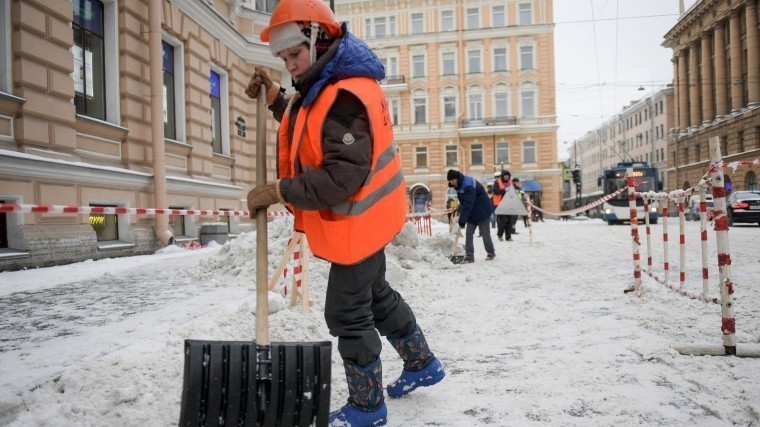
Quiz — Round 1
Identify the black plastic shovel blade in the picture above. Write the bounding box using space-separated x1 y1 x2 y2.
179 339 332 427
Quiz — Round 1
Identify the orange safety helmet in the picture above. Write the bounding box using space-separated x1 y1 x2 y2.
260 0 342 42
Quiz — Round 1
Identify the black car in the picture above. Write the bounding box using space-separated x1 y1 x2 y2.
727 190 760 226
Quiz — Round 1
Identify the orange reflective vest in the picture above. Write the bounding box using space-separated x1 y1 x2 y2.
492 179 510 206
277 77 406 265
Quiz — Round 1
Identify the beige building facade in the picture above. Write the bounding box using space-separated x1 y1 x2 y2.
335 0 560 213
570 88 675 208
0 0 287 270
663 0 760 193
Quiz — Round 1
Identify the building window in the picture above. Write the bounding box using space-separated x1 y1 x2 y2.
73 0 106 120
390 98 399 124
467 49 481 73
380 56 398 78
747 171 757 191
255 0 276 13
169 207 186 237
441 10 454 31
442 52 455 75
494 85 509 117
445 145 458 166
443 94 456 122
519 3 532 25
521 86 535 118
209 67 229 155
493 47 507 72
520 45 534 70
415 146 428 168
492 5 506 27
412 54 425 78
471 143 483 165
496 142 510 164
0 0 9 93
375 17 386 37
468 92 482 120
466 7 479 29
411 12 423 34
162 41 177 140
413 92 427 124
522 140 536 163
365 18 372 37
89 204 118 242
389 16 396 36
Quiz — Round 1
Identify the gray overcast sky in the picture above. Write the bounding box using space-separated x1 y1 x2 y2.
553 0 698 159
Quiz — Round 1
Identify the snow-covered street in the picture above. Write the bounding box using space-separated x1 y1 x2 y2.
0 217 758 426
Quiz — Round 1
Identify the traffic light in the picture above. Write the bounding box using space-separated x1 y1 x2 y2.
571 169 581 184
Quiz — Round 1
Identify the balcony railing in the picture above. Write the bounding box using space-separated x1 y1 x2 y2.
460 116 518 128
381 75 406 85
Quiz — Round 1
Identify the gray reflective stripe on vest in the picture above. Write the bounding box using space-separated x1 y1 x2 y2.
363 143 398 186
330 169 404 216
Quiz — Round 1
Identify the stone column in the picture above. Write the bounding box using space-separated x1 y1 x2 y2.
701 34 715 122
677 52 689 129
746 1 760 105
714 22 729 116
729 11 743 111
689 43 701 126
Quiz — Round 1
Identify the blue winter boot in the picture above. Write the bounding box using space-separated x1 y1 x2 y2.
329 358 387 427
386 324 445 398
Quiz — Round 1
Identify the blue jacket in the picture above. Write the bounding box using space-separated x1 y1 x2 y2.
456 175 493 224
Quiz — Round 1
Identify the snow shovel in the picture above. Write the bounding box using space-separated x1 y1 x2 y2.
449 224 465 264
179 89 332 426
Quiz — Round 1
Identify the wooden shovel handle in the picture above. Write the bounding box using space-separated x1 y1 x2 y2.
255 87 270 346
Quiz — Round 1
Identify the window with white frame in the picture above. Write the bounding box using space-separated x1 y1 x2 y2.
467 49 481 74
415 146 428 168
496 141 510 164
411 13 423 34
442 52 455 75
255 0 276 13
522 140 536 163
493 47 507 72
412 54 425 78
519 3 532 25
471 143 483 165
390 98 399 124
365 18 372 37
209 66 229 155
441 10 454 31
494 84 509 117
492 5 506 27
162 38 186 142
380 56 398 78
443 95 457 123
389 16 396 36
445 144 458 166
520 45 534 70
413 90 427 124
375 17 386 37
468 90 482 120
466 7 479 29
0 0 9 94
520 84 535 117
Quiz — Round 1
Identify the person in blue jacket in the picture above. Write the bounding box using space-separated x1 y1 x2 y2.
447 169 495 262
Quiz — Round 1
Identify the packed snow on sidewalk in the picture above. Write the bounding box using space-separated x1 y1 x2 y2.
0 217 759 426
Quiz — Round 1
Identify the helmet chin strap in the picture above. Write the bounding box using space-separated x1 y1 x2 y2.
309 21 319 66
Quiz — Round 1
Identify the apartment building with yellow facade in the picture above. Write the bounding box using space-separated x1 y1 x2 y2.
0 0 287 270
335 0 560 213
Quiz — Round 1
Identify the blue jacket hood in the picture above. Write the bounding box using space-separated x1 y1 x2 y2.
302 23 385 107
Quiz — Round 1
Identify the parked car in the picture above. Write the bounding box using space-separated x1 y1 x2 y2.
726 190 760 226
686 197 714 221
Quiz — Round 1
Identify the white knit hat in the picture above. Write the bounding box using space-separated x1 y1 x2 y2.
268 22 310 56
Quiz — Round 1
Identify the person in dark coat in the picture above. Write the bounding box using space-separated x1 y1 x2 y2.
447 169 495 262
